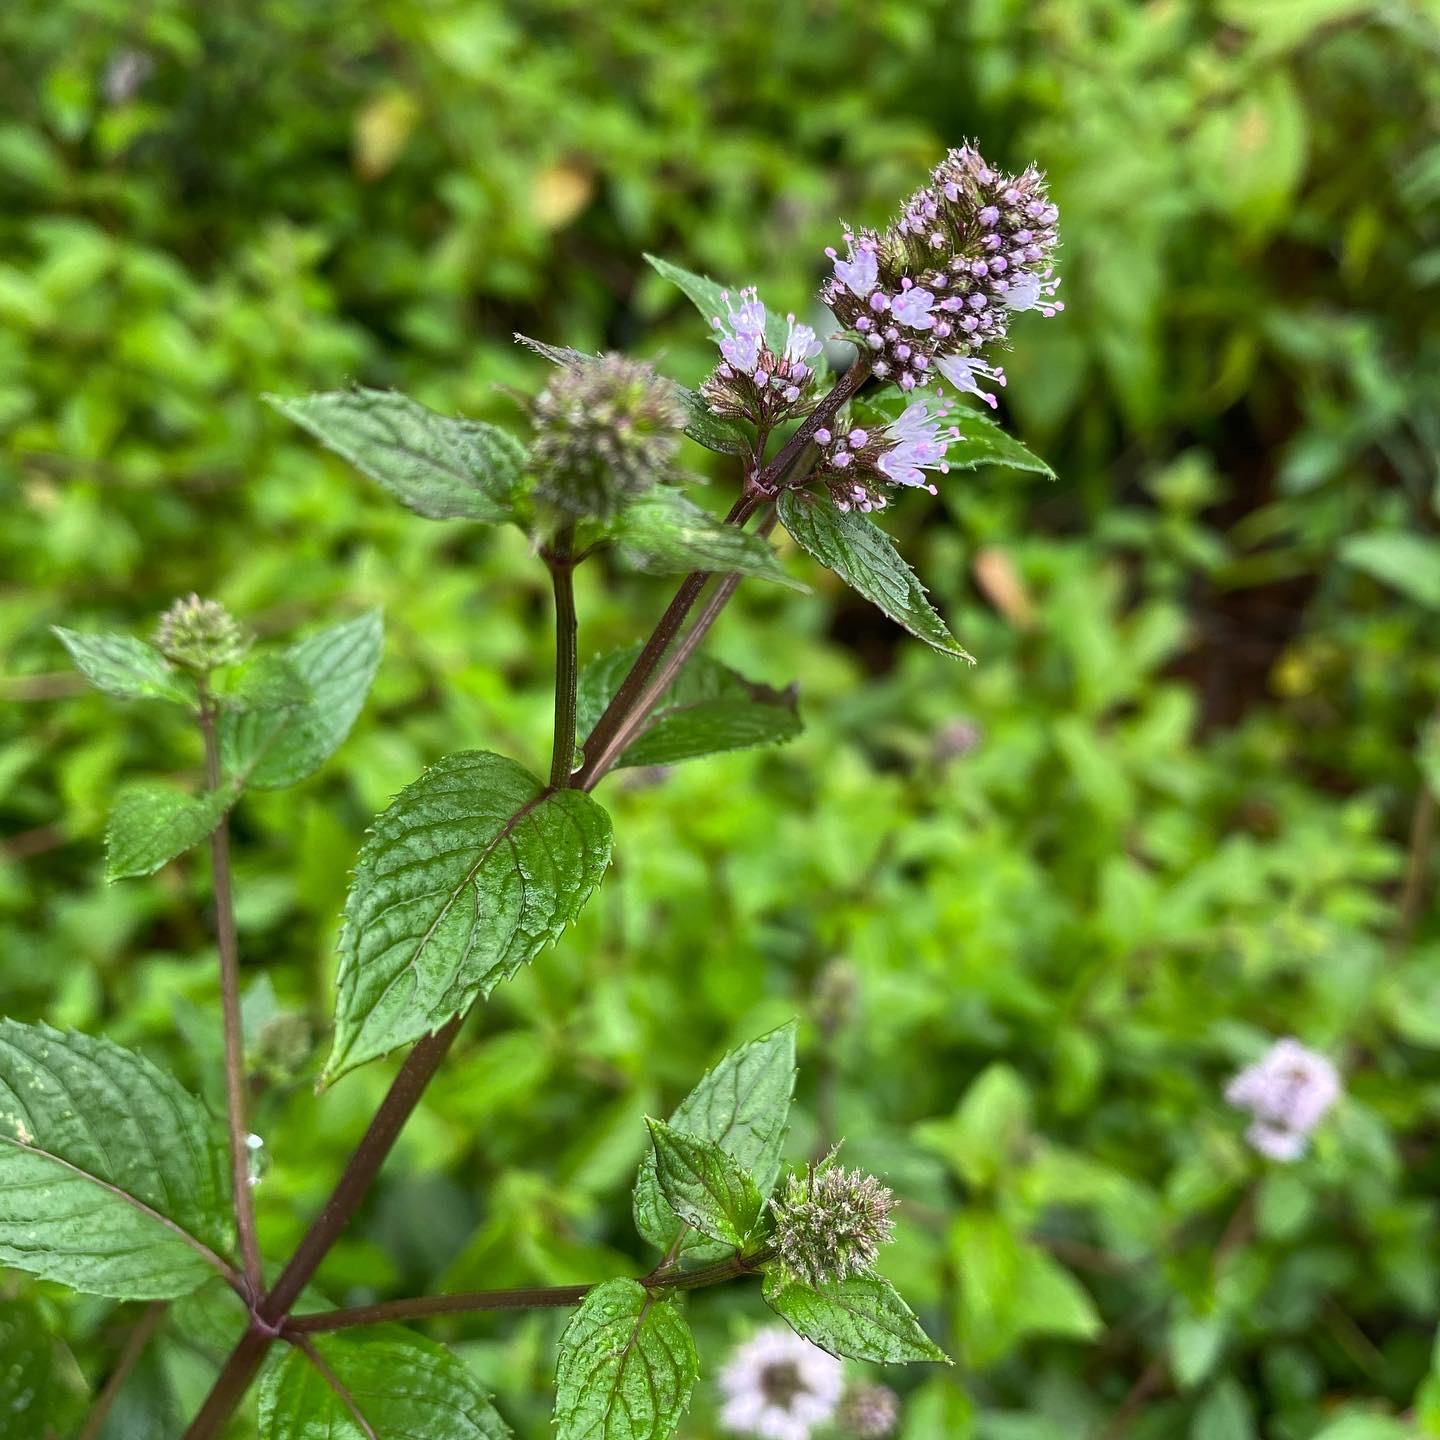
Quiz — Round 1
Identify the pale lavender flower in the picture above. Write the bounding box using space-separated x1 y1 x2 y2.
713 287 767 375
827 234 880 300
890 284 936 331
935 353 1007 409
1226 1037 1340 1162
719 1326 844 1440
702 289 821 426
815 391 960 512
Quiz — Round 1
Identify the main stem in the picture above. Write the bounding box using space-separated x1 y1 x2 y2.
547 524 580 788
198 692 263 1298
180 364 863 1436
182 1018 464 1439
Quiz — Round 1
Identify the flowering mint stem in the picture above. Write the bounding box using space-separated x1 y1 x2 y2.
181 1016 465 1439
570 490 762 789
581 507 780 792
545 523 581 788
284 1253 760 1334
77 1301 169 1440
570 358 868 794
197 689 263 1299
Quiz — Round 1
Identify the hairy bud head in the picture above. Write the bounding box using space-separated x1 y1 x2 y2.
529 354 686 519
770 1153 897 1288
837 1382 901 1437
154 594 249 672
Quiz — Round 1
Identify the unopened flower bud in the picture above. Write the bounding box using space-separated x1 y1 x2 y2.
770 1152 897 1288
154 595 249 672
529 354 685 519
837 1383 901 1437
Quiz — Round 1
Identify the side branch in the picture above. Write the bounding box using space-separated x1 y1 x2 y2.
198 695 263 1297
285 1253 760 1334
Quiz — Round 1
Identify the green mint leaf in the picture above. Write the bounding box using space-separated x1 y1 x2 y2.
0 1020 233 1299
611 490 803 590
576 645 801 769
1341 531 1440 610
553 1279 697 1440
633 1023 795 1265
643 253 791 356
853 395 1054 479
646 1118 765 1247
777 490 973 660
106 780 240 881
214 652 313 713
674 384 751 456
326 750 612 1083
761 1270 950 1365
259 1328 511 1439
51 628 193 705
0 1295 77 1437
266 387 524 524
221 610 382 790
942 410 1056 478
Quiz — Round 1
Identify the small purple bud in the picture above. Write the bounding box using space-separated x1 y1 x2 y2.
814 428 832 444
978 205 1000 227
870 292 890 313
855 316 873 332
971 260 989 278
848 428 868 447
833 450 852 468
912 353 929 370
894 343 911 361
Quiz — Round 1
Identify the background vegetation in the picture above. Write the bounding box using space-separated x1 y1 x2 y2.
3 0 1440 1435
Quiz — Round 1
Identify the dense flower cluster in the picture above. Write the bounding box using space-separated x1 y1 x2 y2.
1226 1037 1341 1162
836 1383 900 1438
701 288 822 428
718 1326 844 1440
822 143 1061 401
529 353 686 518
154 594 249 672
813 393 961 513
769 1154 897 1287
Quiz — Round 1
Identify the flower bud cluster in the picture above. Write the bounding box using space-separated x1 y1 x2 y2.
837 1383 900 1438
154 595 249 672
812 392 961 514
769 1153 897 1288
822 143 1061 402
701 288 823 428
530 353 686 519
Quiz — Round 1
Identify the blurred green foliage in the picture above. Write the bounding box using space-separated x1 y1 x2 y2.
3 0 1440 1436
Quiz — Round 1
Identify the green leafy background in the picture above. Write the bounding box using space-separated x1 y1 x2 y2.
2 0 1439 1436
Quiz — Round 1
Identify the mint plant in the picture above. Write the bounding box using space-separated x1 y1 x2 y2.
22 143 1061 1439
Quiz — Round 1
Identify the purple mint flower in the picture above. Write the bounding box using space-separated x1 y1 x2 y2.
935 353 1007 409
827 236 879 299
875 395 960 492
783 315 822 376
1004 267 1064 317
1225 1038 1340 1163
890 286 936 331
712 287 767 375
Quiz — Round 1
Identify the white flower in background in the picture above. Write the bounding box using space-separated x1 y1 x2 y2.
1225 1037 1341 1161
718 1326 844 1440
